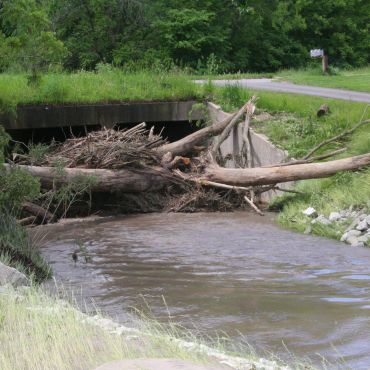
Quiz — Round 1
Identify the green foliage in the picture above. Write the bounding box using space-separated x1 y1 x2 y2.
0 125 10 163
52 174 98 217
1 125 41 211
0 167 40 211
0 212 51 280
27 143 51 165
0 0 68 75
1 0 368 73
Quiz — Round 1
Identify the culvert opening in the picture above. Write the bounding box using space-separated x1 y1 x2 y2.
6 120 202 147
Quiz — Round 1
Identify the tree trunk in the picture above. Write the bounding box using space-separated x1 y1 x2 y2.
22 202 54 223
204 153 370 186
8 153 370 192
8 165 171 193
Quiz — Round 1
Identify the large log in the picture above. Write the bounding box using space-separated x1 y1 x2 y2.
7 152 370 193
204 153 370 186
6 165 171 193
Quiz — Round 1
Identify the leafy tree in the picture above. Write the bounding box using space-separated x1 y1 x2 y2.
0 0 67 76
1 0 370 73
50 0 147 69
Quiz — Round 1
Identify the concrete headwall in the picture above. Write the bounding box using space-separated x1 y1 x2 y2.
1 101 202 130
208 102 289 202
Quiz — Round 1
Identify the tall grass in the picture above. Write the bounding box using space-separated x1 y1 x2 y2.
0 286 295 370
0 69 203 111
0 213 51 281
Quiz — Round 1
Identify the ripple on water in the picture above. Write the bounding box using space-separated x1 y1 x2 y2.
342 275 370 280
322 297 370 303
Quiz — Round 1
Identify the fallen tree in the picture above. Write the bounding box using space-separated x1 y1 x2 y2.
10 152 370 192
5 164 171 193
204 153 370 186
7 98 370 218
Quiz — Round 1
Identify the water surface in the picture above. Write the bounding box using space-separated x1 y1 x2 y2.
38 213 370 369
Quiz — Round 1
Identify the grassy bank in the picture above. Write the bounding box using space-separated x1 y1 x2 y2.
213 84 370 239
276 66 370 93
0 286 290 370
0 213 51 281
0 69 203 113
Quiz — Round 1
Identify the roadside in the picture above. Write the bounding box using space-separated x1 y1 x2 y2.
201 78 370 103
276 67 370 93
198 66 370 94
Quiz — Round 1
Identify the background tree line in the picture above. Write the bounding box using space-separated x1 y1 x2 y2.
0 0 369 73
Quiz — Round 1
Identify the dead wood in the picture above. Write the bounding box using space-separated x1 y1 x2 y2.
9 165 172 193
317 104 330 117
211 97 257 160
7 99 370 217
157 98 256 157
244 195 264 216
14 123 166 169
22 201 54 223
263 147 347 168
203 153 370 186
17 216 37 226
304 119 370 160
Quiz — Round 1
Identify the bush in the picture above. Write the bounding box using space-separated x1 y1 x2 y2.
0 124 41 212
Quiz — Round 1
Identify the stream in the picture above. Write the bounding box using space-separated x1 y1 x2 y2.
37 212 370 369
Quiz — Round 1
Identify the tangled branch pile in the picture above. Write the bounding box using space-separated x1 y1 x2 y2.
15 123 167 169
8 97 370 223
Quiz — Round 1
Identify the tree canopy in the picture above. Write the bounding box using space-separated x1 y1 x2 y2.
0 0 369 73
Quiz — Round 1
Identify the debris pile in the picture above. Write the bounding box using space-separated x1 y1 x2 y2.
14 123 166 169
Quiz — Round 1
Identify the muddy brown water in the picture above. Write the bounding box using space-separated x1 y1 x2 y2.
37 213 370 369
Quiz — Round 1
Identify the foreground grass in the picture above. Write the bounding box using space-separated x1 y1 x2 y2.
0 286 291 370
276 66 370 93
213 84 370 239
0 69 203 113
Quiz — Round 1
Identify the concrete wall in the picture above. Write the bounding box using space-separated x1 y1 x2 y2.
208 102 290 203
1 101 202 130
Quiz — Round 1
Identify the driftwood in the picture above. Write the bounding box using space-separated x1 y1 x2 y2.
304 119 370 160
204 153 370 186
17 216 37 226
211 97 257 160
317 104 330 117
22 201 54 223
10 152 370 192
10 165 171 193
6 98 370 217
263 147 347 168
157 99 255 157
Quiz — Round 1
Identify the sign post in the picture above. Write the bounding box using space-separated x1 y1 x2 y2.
310 49 328 73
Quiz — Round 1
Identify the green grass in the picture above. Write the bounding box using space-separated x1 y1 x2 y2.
212 84 370 239
0 286 295 370
192 71 274 80
0 213 51 281
0 69 203 111
276 66 370 93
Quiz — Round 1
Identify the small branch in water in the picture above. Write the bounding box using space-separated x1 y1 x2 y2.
244 195 264 216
